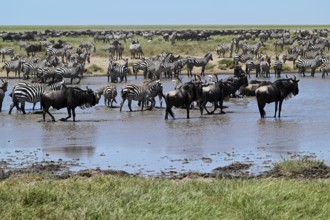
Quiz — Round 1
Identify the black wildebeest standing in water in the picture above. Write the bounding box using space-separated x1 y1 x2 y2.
200 76 229 115
255 76 299 118
41 85 98 122
164 81 203 120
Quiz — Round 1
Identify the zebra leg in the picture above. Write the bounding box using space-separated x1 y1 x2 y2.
201 67 205 76
119 98 126 112
21 102 26 114
128 100 133 112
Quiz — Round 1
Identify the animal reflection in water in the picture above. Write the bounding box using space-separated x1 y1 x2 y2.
255 76 299 118
41 85 98 122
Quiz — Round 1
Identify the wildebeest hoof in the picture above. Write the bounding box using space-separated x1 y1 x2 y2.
59 118 67 121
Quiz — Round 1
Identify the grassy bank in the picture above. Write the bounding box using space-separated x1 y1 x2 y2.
1 174 330 219
1 158 330 219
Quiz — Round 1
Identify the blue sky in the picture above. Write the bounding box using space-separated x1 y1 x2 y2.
1 0 329 25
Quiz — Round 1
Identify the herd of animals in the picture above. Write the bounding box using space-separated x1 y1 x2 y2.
2 27 328 121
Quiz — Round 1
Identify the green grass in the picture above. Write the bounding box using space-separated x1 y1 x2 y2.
1 173 330 219
0 158 329 219
1 25 329 74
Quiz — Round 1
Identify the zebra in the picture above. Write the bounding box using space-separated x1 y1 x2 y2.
22 59 50 79
143 79 163 109
0 47 14 62
216 39 234 58
242 40 265 55
132 58 152 79
19 40 30 50
296 55 324 77
186 52 213 77
233 53 255 65
245 60 261 78
40 40 54 48
319 63 330 78
273 55 283 78
107 60 128 83
95 84 118 107
0 79 9 112
129 41 143 59
46 44 73 63
55 63 84 84
107 40 122 60
282 52 299 67
120 80 163 112
2 55 23 79
8 80 65 114
79 40 96 52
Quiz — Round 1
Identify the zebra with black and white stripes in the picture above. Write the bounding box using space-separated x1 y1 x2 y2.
143 79 163 109
22 59 50 79
320 62 330 78
46 44 73 63
296 55 324 77
120 80 163 112
0 47 14 62
132 58 152 79
242 41 264 55
95 84 118 107
107 60 128 83
55 63 84 84
186 52 213 77
273 55 283 78
2 55 22 79
79 41 96 52
216 39 234 58
8 80 65 114
233 53 255 65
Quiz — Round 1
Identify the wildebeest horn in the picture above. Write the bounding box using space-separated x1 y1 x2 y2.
293 75 296 80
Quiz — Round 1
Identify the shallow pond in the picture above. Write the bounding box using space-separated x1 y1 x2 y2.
1 74 330 176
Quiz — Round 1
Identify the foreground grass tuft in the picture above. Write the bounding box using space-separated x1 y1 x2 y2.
1 169 330 219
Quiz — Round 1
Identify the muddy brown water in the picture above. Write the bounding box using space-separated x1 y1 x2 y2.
1 74 330 176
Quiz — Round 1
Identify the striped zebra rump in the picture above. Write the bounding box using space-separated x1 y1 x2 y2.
143 80 163 109
0 47 14 62
103 85 117 107
9 81 65 114
120 84 148 112
95 84 117 107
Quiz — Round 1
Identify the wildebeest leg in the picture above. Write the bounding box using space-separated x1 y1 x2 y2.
186 105 190 119
278 100 283 118
274 101 278 118
219 99 225 114
257 99 266 118
60 107 72 121
43 108 56 122
165 105 175 120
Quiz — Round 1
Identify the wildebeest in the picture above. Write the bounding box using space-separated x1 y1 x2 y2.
25 44 42 57
199 79 229 115
239 80 272 97
164 81 203 120
41 85 98 122
0 79 9 112
255 76 299 118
